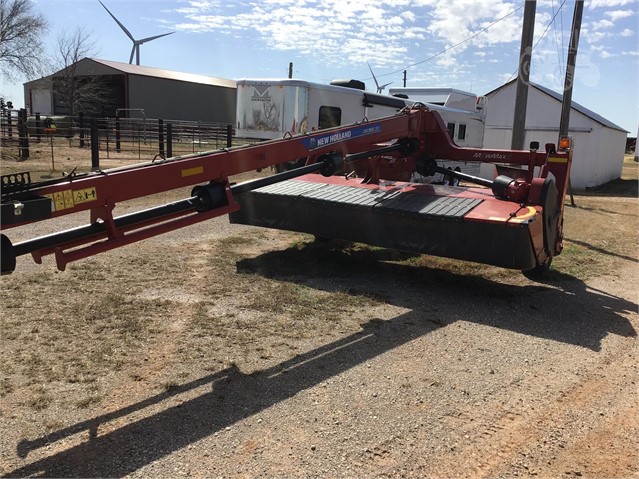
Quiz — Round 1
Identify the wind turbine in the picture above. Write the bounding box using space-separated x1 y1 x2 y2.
99 0 174 66
367 63 392 94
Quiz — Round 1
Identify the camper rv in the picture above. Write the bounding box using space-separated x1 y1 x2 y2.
236 79 486 182
389 87 486 181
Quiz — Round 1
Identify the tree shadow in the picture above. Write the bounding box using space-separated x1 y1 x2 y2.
6 240 636 478
564 238 638 264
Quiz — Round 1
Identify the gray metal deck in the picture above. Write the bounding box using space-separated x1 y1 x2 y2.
248 180 482 219
230 178 537 269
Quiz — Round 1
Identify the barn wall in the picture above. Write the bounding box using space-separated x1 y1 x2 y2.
127 76 236 123
483 82 626 189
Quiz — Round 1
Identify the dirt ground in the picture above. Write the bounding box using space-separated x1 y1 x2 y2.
0 148 637 478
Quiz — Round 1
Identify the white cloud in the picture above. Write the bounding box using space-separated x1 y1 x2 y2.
401 10 416 22
425 0 522 47
620 28 635 37
592 19 615 30
588 0 635 7
604 9 634 21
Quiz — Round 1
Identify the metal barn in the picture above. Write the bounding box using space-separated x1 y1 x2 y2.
23 58 237 123
483 80 627 189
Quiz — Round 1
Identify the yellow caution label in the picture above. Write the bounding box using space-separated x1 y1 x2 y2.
547 156 568 164
74 187 97 205
181 166 204 178
53 191 66 211
44 187 97 212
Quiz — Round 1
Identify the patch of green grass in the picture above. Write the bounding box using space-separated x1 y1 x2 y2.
551 242 602 280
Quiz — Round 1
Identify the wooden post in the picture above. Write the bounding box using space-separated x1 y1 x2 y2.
158 118 165 157
559 0 584 207
115 116 121 153
35 113 41 142
511 0 536 150
226 124 232 148
166 123 173 158
90 119 99 171
79 112 85 148
6 110 12 138
18 109 29 160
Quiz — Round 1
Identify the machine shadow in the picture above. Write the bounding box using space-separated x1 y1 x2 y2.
232 240 637 351
8 241 636 478
9 308 442 477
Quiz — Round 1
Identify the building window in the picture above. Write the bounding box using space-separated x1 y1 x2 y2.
447 122 455 139
319 106 341 129
458 124 466 140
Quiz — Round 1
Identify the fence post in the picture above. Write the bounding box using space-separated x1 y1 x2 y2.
226 124 232 148
115 116 121 153
7 110 12 138
158 118 165 157
18 109 29 160
166 123 173 158
35 113 41 142
79 112 85 148
90 119 99 171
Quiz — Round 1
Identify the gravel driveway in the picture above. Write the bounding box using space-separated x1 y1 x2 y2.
0 190 637 478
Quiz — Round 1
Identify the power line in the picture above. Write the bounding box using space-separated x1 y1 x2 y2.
369 4 525 81
506 0 567 83
551 0 565 78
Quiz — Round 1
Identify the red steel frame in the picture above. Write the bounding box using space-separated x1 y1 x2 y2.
1 107 572 272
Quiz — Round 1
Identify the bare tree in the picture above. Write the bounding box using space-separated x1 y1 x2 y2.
0 0 49 81
52 27 109 116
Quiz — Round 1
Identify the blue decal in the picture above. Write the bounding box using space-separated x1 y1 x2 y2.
302 124 382 150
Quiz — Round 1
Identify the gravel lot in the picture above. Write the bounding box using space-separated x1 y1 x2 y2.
0 161 637 478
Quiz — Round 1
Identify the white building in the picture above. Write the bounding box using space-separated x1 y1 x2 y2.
483 80 627 189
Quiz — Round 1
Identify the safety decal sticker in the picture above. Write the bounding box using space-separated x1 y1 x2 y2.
547 156 568 164
181 166 204 178
45 187 97 212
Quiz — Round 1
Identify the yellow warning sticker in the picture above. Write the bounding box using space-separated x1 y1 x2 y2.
44 187 97 212
181 166 204 178
547 156 568 164
74 187 97 205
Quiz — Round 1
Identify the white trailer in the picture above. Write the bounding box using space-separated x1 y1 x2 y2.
236 79 487 182
236 79 407 140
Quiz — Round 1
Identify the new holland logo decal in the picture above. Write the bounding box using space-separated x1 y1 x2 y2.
303 124 383 151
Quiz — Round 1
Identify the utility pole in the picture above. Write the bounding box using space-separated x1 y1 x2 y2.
558 0 583 139
288 62 293 79
559 0 584 207
403 70 407 87
511 0 537 150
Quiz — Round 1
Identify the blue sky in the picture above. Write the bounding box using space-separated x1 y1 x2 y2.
1 0 637 133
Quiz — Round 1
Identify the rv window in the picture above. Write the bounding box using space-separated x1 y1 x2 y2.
319 106 341 129
458 124 466 140
447 122 455 138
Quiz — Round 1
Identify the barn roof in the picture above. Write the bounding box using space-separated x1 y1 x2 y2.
87 58 236 89
486 80 626 132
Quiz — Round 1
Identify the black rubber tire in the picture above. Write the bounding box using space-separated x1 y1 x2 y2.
1 234 16 275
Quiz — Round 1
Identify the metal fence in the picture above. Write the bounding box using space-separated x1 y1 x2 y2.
1 109 237 169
